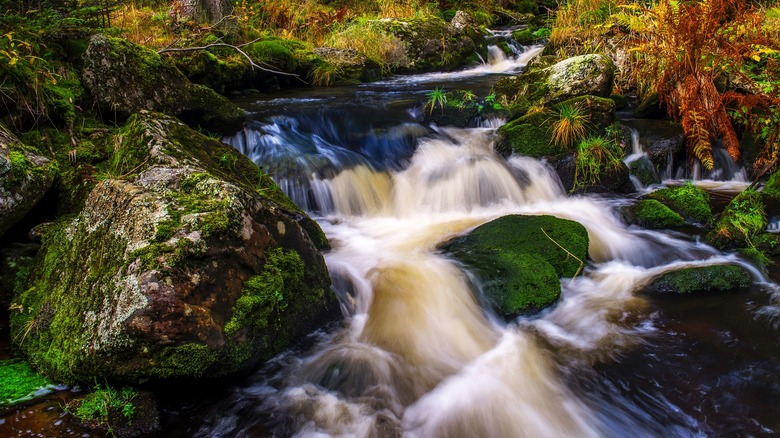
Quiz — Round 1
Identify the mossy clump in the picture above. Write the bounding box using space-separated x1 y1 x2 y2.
495 111 561 158
646 265 752 294
68 385 159 437
764 170 780 198
647 183 712 224
707 190 767 249
0 359 52 405
441 215 588 317
633 199 686 229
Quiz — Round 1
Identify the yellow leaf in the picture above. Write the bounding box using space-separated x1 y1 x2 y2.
8 57 17 66
752 54 761 61
3 32 12 42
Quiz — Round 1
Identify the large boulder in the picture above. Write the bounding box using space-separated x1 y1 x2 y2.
707 190 765 249
10 112 339 383
493 54 615 106
0 125 56 239
551 152 634 195
440 215 588 319
312 48 382 85
645 265 752 294
81 35 245 135
379 14 484 73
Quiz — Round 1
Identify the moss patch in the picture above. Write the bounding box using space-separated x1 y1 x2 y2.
646 265 752 294
441 215 588 317
634 199 685 229
647 183 712 224
0 359 52 405
764 170 780 198
495 111 560 158
707 190 767 249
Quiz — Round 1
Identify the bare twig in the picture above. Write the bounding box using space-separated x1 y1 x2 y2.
541 228 585 282
158 39 308 84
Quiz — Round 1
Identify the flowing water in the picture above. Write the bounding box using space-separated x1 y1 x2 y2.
189 42 780 437
6 40 778 437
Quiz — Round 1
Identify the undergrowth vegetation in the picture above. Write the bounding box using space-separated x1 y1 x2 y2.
551 0 780 175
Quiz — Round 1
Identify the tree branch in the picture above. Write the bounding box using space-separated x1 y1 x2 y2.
158 40 308 84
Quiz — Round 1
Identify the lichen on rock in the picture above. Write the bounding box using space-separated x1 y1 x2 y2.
10 112 339 383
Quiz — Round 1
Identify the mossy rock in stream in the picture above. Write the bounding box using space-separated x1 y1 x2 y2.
440 215 588 318
764 170 780 198
645 265 752 294
627 199 686 229
9 112 338 384
647 183 711 225
707 190 766 250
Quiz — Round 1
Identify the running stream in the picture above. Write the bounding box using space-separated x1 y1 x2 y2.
191 40 780 437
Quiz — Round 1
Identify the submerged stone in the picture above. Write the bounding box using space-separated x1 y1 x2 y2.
646 265 752 294
10 112 339 383
441 215 588 318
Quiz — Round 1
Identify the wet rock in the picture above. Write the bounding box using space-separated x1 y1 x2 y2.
10 111 339 383
0 243 38 308
645 265 752 294
440 215 588 318
628 156 661 187
551 152 634 195
0 125 56 239
620 119 685 171
764 170 780 198
81 35 245 135
494 54 615 106
632 93 666 119
648 183 712 225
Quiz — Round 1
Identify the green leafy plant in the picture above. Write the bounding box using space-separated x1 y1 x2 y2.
574 136 624 189
425 87 448 114
69 384 138 433
550 102 589 149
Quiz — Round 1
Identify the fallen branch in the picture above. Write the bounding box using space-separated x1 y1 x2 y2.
158 39 308 84
541 228 585 282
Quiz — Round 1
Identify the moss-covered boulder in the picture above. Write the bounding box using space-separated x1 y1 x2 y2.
628 156 661 187
494 95 616 158
440 215 588 318
707 190 766 249
0 125 57 238
645 265 752 294
624 199 685 229
379 14 484 73
422 90 483 127
493 54 615 106
81 35 245 135
647 183 711 225
9 112 339 383
312 48 382 85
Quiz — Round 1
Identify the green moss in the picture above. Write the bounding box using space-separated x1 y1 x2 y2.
764 170 780 197
0 359 52 405
72 385 138 427
634 199 686 228
648 183 712 224
707 190 766 249
628 157 661 186
441 215 588 317
224 247 302 338
152 343 217 379
647 265 752 294
495 111 560 158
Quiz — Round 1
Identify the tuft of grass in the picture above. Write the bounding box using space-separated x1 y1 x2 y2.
574 136 624 188
324 17 408 70
425 87 448 115
550 102 589 149
70 384 138 431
